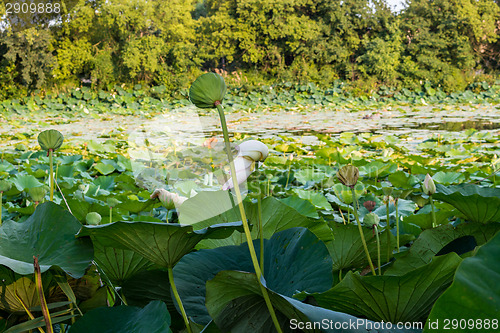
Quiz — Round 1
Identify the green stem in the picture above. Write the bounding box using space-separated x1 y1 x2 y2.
0 191 2 226
430 195 437 228
395 199 400 253
258 195 264 274
168 266 192 333
216 104 282 333
374 226 381 275
109 207 112 224
49 149 54 201
351 187 376 276
385 200 391 263
284 157 292 189
339 268 342 281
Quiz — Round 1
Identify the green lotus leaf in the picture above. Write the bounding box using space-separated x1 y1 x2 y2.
93 239 152 285
27 186 48 202
174 227 333 325
121 270 173 308
77 221 243 268
68 301 171 333
0 180 12 192
0 202 93 278
310 253 462 323
385 222 500 275
37 129 64 151
424 230 500 329
189 73 227 109
434 184 500 224
205 270 413 333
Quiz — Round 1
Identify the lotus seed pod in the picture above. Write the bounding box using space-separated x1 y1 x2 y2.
337 165 359 187
189 73 227 109
38 129 64 151
107 198 121 208
422 174 436 195
363 200 376 212
363 213 380 228
28 186 48 202
0 180 12 193
86 212 102 225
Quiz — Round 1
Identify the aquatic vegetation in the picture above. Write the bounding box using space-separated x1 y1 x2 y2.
0 75 498 332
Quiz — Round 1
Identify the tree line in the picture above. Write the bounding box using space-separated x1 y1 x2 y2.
0 0 499 99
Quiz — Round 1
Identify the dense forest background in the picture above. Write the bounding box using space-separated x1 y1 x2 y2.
0 0 499 99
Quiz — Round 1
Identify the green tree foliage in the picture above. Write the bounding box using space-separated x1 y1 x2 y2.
0 0 498 97
399 0 499 91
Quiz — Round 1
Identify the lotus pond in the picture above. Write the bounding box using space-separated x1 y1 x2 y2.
0 76 499 332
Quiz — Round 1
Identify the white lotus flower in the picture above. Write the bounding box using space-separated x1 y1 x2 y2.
150 189 188 208
422 174 436 195
222 140 269 190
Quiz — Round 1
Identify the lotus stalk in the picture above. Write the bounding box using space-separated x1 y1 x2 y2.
190 73 283 333
382 182 393 263
337 165 376 275
168 266 192 333
257 195 265 274
364 213 381 275
38 130 64 202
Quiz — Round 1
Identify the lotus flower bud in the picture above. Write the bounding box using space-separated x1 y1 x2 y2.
28 186 48 202
189 73 227 109
337 165 359 187
86 212 102 225
0 180 12 193
422 174 436 195
363 213 380 228
38 129 64 151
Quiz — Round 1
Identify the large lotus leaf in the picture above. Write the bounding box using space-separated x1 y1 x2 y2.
77 221 243 268
174 227 332 325
434 183 500 224
327 223 413 271
12 174 42 191
192 196 332 249
205 271 413 333
93 240 153 285
424 231 500 330
385 222 500 275
68 300 171 333
402 209 455 230
121 270 173 308
279 196 319 219
0 202 93 278
311 253 461 323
